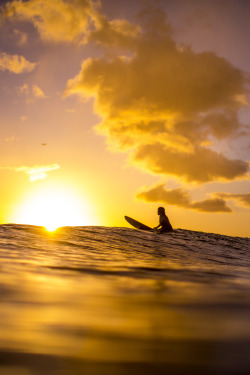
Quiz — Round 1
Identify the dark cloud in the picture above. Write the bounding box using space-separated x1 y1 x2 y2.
137 184 190 206
137 184 232 213
190 198 231 213
133 143 249 183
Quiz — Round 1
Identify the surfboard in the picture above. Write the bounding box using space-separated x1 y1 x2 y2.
125 216 153 231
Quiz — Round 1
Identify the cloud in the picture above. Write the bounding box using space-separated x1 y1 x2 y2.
0 51 37 73
17 164 60 181
32 85 47 98
17 83 29 95
217 192 250 208
137 184 190 206
137 184 232 213
13 28 28 45
3 0 141 47
86 13 141 48
64 3 249 184
3 0 97 43
17 83 47 100
0 164 60 181
133 143 249 183
191 198 232 213
5 136 19 142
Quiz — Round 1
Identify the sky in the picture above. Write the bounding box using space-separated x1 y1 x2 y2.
0 0 249 236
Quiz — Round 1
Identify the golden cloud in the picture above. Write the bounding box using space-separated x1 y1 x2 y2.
32 85 47 98
17 83 47 102
17 164 60 181
0 52 37 73
137 184 232 213
64 4 249 184
3 0 141 48
137 184 190 206
133 143 248 183
4 0 94 42
0 164 60 181
86 13 141 48
217 193 250 208
5 0 138 47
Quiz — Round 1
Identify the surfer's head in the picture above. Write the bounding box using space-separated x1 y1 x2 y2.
157 207 165 215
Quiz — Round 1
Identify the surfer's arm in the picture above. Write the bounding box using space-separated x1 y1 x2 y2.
154 215 162 229
154 215 164 229
154 223 162 230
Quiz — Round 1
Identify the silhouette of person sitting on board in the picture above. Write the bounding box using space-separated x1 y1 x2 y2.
154 207 173 233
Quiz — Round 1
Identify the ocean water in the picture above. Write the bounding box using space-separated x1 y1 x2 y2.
0 224 250 375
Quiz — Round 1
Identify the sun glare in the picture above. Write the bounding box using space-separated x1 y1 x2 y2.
12 185 97 231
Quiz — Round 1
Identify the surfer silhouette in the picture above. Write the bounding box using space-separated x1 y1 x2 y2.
154 207 173 233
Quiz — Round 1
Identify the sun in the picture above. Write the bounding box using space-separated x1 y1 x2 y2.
12 185 97 231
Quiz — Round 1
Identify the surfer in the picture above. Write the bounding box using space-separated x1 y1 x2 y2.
154 207 173 233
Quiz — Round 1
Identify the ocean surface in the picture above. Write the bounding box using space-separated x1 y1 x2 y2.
0 224 250 375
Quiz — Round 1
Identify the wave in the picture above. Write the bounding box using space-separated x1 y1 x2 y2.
0 224 250 374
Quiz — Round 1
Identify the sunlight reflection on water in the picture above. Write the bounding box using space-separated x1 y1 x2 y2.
0 225 250 374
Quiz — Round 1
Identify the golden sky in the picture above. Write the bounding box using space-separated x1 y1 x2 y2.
0 0 249 236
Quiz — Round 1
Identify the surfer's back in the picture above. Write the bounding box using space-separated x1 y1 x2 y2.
160 213 173 232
